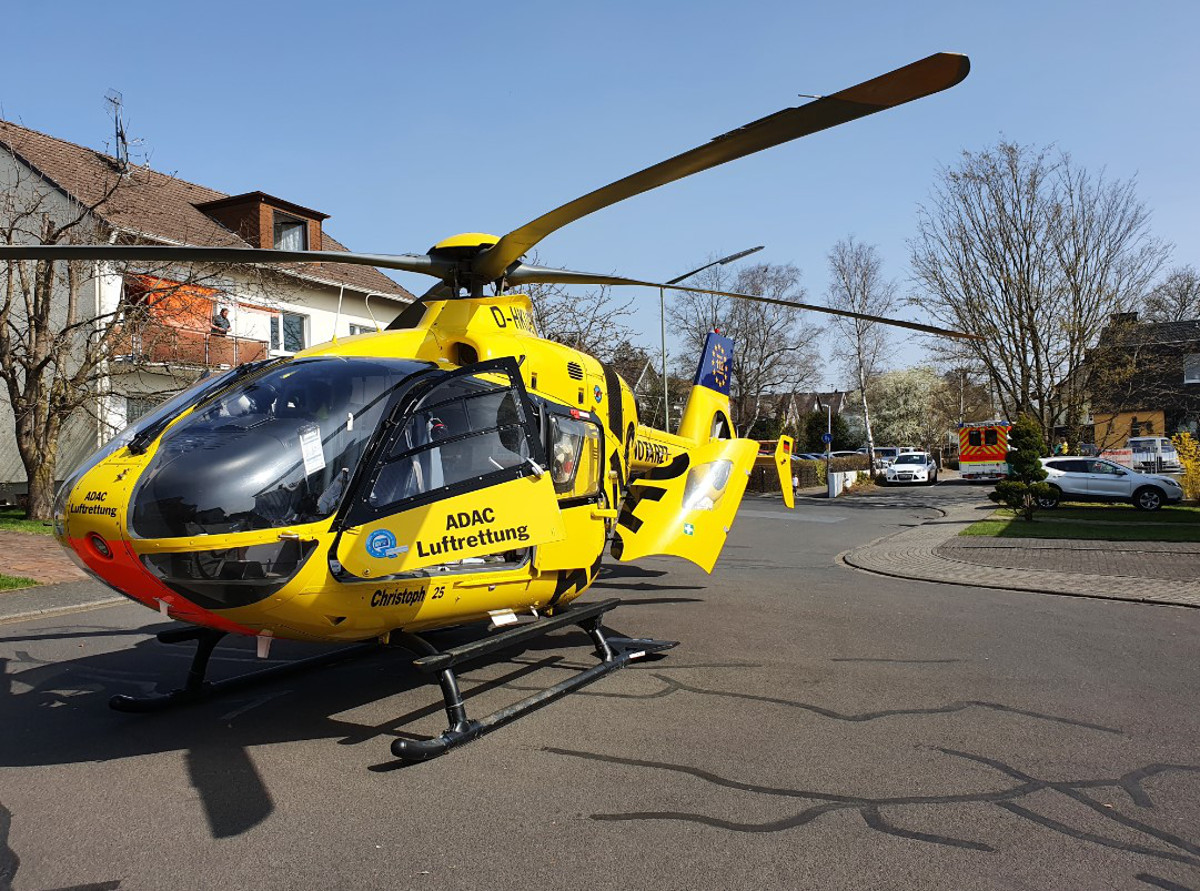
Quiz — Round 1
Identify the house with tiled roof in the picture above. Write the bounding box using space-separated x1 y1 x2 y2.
0 119 413 496
1082 312 1200 450
774 390 851 430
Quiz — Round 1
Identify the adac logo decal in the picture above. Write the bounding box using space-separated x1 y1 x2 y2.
593 384 603 403
711 343 729 390
366 529 408 559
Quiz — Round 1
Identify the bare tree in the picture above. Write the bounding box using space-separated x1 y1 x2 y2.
0 156 274 519
667 262 820 435
521 273 635 362
909 140 1165 443
1143 265 1200 322
826 237 897 468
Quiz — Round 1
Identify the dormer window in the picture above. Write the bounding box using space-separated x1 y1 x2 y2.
273 211 308 250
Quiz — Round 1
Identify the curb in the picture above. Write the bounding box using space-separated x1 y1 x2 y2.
0 580 124 625
839 502 1200 610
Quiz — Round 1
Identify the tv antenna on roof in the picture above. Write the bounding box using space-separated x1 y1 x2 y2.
104 88 129 172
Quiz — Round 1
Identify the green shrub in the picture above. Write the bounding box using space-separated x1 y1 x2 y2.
747 455 868 493
988 414 1051 521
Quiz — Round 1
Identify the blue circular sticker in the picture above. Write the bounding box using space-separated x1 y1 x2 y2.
366 529 398 559
593 384 603 403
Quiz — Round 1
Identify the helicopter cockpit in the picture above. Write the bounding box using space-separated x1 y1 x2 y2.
55 351 585 608
129 356 435 539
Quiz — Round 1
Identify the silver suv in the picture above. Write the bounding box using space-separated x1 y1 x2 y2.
1038 457 1184 511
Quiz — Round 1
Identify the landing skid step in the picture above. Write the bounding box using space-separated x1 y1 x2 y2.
389 598 676 761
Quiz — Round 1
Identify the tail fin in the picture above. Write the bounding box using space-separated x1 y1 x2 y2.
677 331 735 444
614 331 764 572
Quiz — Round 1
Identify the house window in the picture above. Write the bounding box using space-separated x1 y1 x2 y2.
270 312 307 353
126 396 161 425
349 323 374 336
1185 354 1200 385
273 212 307 251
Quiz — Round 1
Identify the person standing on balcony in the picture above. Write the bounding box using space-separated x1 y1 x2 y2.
211 306 231 336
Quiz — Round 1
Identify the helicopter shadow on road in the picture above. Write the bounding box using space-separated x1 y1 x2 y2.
0 608 678 840
587 563 706 601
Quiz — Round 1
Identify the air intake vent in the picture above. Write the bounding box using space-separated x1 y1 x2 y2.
567 362 584 381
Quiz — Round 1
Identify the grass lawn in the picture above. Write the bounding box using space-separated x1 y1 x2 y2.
964 503 1200 542
0 573 39 591
0 506 54 535
1046 503 1200 525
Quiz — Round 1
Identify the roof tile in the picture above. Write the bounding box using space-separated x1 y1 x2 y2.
0 119 413 302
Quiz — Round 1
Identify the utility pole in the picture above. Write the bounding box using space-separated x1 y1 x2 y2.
659 286 669 432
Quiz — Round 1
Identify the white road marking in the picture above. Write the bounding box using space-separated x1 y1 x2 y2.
737 509 846 524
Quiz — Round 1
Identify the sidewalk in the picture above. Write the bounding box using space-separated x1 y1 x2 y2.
0 530 87 583
0 530 122 624
842 500 1200 609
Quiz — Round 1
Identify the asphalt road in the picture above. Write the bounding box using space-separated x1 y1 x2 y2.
2 484 1198 891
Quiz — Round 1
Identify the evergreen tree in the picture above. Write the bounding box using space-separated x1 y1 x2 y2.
988 415 1053 520
801 411 852 452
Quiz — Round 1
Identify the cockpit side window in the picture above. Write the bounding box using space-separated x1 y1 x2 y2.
369 379 528 506
343 359 545 525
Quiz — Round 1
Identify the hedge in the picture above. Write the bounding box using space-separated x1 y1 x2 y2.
747 455 870 493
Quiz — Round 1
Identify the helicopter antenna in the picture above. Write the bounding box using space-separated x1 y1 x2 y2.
332 285 344 342
103 89 129 173
364 292 385 332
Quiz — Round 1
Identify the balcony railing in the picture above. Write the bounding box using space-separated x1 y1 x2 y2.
112 324 268 368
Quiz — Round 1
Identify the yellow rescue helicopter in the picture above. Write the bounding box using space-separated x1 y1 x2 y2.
0 52 972 760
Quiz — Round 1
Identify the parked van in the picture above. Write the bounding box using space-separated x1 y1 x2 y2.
1127 436 1182 473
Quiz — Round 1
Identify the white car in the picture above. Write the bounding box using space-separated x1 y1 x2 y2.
1038 457 1183 511
884 452 939 485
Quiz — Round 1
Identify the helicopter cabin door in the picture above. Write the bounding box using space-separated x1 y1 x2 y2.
335 358 564 577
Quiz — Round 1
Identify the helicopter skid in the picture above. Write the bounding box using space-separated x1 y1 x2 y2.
109 626 379 714
390 598 676 762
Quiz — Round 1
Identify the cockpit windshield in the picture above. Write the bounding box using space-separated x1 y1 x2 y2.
130 356 432 538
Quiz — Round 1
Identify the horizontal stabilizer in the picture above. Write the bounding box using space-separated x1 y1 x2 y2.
614 438 758 572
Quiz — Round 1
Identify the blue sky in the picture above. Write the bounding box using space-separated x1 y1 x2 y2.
4 1 1197 386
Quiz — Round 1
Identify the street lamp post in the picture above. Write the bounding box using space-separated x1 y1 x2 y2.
659 245 764 431
817 395 832 489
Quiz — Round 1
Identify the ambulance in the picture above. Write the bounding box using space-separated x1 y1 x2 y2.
958 421 1011 481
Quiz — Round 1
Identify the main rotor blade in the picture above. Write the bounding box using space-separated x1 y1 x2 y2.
506 264 981 341
0 244 452 277
475 52 969 282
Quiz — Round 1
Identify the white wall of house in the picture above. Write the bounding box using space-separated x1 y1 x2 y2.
216 278 400 357
0 149 106 500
